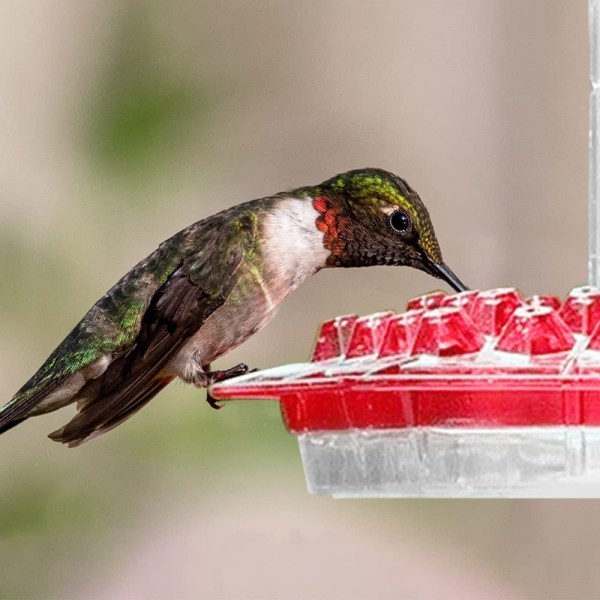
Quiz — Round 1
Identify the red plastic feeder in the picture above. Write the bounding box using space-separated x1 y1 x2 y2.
212 286 600 497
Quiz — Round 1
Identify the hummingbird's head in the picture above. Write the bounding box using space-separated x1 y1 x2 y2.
304 168 468 292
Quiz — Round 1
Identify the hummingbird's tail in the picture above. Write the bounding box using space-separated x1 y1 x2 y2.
48 374 175 447
0 417 27 436
0 371 90 438
0 387 58 437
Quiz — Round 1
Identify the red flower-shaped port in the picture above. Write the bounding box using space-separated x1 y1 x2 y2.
406 291 446 311
311 314 358 361
471 288 523 336
440 290 479 315
378 309 424 357
558 286 600 335
345 311 395 359
410 307 485 357
496 305 575 355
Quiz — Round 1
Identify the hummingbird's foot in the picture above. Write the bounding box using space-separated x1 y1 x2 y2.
204 363 252 410
205 362 250 384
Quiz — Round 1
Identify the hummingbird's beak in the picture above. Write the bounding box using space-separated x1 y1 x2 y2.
429 262 469 293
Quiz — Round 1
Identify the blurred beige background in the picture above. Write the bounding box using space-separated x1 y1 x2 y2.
0 1 593 598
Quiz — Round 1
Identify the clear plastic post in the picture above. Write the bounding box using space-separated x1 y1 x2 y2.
590 0 600 285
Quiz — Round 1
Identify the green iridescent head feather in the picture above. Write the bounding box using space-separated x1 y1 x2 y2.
304 167 442 264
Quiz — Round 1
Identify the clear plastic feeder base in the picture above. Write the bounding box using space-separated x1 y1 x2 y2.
298 427 600 498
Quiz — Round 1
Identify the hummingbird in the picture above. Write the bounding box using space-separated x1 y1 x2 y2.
0 168 467 446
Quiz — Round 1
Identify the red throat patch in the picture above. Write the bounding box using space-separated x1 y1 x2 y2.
313 196 350 258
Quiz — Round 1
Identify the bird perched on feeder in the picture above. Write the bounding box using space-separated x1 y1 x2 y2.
0 168 467 446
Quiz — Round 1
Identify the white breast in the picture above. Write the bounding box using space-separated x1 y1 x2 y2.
261 196 329 294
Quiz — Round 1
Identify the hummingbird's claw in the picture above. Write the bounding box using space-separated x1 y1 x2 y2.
204 363 256 410
206 389 223 410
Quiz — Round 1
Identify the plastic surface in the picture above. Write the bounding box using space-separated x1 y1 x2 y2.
213 287 600 431
211 287 600 497
298 428 600 498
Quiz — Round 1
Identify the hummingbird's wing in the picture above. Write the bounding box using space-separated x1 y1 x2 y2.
48 208 259 446
0 204 261 446
49 266 230 445
0 236 183 434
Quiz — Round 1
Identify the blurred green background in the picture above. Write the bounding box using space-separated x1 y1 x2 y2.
0 1 594 598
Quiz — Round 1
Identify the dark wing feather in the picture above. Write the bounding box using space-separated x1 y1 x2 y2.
0 229 185 431
49 207 259 446
49 269 225 446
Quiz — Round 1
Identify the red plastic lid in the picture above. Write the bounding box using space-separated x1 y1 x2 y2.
212 287 600 433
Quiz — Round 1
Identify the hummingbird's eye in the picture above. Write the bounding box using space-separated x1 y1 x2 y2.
389 210 411 233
